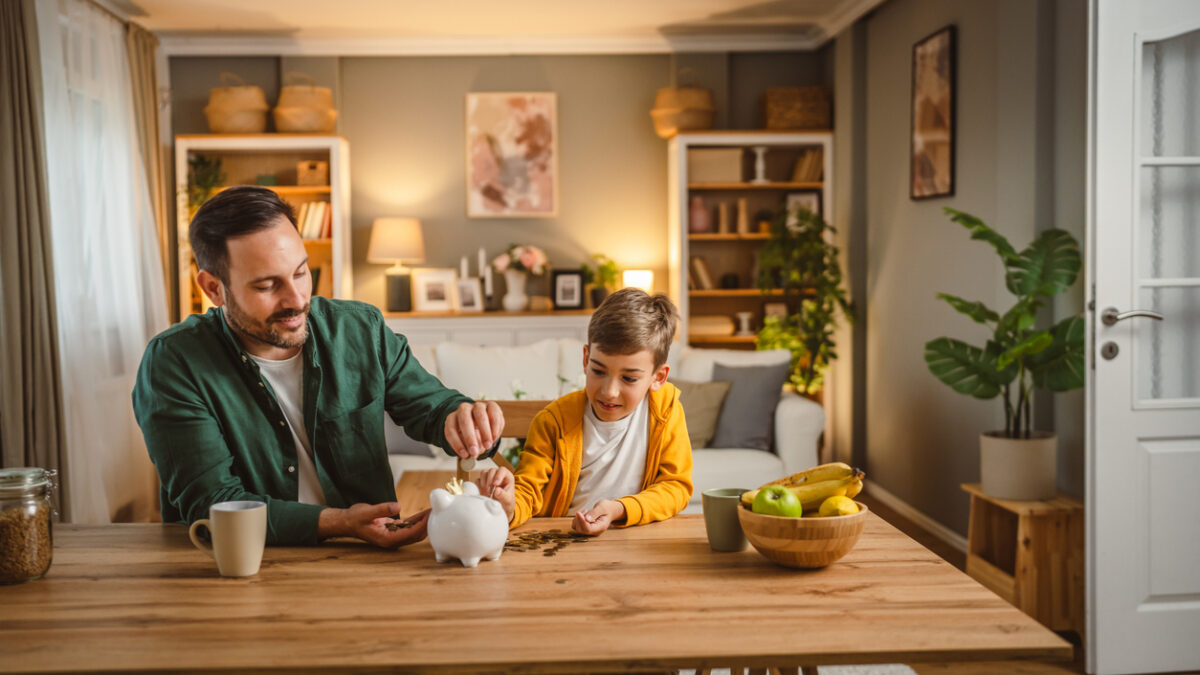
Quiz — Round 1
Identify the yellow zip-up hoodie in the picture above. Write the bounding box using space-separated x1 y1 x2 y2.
509 383 694 528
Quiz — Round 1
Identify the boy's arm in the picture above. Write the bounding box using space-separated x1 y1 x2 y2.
615 403 694 527
509 410 558 528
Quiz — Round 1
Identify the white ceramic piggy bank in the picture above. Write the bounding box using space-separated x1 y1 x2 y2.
428 481 508 568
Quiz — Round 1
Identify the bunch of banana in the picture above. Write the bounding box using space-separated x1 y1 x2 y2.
740 462 866 511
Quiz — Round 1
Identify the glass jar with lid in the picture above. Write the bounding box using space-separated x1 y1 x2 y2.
0 467 56 584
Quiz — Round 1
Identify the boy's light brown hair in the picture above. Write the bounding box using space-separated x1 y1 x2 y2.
588 288 679 367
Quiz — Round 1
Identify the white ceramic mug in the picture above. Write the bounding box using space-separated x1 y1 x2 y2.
188 500 267 577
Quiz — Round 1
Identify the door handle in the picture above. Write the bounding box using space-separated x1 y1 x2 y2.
1100 307 1165 326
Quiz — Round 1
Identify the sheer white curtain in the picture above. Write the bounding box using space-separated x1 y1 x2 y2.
35 0 167 522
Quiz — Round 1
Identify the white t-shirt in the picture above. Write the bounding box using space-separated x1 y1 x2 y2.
569 396 649 513
250 352 327 506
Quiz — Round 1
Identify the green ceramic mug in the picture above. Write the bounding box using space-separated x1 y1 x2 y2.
702 488 750 552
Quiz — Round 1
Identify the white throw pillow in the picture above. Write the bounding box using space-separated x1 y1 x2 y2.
558 338 586 396
436 339 561 401
676 347 791 383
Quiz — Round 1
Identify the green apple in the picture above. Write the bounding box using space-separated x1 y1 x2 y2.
751 485 803 517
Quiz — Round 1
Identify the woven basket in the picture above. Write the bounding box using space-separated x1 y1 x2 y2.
763 86 831 130
650 80 715 138
204 72 268 134
273 73 338 133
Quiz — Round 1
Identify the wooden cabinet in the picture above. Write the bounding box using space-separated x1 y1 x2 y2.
667 131 833 348
174 134 352 319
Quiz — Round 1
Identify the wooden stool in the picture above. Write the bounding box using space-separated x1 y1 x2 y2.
961 483 1084 636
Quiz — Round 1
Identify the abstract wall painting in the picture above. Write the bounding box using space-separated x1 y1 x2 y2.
911 26 956 199
466 92 558 217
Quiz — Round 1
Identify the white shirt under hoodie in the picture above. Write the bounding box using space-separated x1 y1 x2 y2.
569 396 649 513
249 351 327 506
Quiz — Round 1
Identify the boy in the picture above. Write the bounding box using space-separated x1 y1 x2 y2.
477 288 693 535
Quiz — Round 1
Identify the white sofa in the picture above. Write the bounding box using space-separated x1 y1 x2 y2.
386 338 825 513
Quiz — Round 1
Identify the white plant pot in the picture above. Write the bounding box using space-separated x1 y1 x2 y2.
980 431 1057 501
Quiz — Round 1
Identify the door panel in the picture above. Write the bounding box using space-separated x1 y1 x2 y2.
1144 440 1200 595
1134 286 1200 400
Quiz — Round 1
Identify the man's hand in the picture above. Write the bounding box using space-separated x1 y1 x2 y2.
571 499 626 536
475 467 515 522
318 502 430 548
444 401 504 459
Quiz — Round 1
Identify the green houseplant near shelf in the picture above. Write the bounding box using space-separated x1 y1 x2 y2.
755 205 854 396
582 254 619 308
925 208 1085 501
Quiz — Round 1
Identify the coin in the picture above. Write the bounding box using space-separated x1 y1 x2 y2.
459 457 476 471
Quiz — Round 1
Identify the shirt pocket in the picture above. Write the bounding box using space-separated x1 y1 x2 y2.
317 395 386 482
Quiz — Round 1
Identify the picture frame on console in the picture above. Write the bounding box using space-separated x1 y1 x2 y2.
411 268 459 312
456 278 484 312
551 269 584 310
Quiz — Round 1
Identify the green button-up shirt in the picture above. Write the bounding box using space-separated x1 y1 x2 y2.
133 297 473 545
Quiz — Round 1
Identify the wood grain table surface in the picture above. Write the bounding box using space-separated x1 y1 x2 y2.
0 514 1071 674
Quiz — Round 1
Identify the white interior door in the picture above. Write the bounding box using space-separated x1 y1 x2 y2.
1091 1 1200 673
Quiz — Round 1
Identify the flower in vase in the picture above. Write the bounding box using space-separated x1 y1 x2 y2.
492 244 548 275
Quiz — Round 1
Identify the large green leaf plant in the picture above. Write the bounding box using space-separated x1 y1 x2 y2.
924 208 1085 439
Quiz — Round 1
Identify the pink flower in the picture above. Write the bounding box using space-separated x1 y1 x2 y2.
492 253 510 272
520 251 536 269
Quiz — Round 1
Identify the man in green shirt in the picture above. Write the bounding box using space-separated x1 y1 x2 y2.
133 186 503 546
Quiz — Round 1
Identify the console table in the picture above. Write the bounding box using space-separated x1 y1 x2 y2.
961 483 1084 636
384 310 591 346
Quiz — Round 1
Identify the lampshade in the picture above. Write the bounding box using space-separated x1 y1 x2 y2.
622 269 654 292
367 217 425 265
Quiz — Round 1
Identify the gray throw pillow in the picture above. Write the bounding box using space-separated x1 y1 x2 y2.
708 361 790 451
671 379 733 448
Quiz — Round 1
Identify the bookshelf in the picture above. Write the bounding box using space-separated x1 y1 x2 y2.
667 131 834 349
174 134 352 320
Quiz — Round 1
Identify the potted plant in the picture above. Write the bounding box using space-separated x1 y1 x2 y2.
581 254 619 308
755 206 854 396
924 208 1084 501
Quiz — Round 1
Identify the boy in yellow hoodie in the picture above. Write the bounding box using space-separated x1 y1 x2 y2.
476 288 693 535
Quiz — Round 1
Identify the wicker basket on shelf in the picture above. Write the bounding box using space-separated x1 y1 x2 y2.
762 86 831 130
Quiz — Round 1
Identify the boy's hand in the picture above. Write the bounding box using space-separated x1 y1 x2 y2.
475 468 515 522
571 500 626 536
445 401 504 459
318 502 430 548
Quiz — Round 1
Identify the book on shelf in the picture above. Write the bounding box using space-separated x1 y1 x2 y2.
320 201 332 239
689 256 714 290
791 148 824 183
300 201 327 239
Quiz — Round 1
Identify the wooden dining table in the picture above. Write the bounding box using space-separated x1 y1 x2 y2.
0 512 1071 674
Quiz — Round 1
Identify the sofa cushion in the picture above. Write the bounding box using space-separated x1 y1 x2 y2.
684 448 784 513
709 361 790 452
436 339 560 400
676 347 790 383
672 379 732 449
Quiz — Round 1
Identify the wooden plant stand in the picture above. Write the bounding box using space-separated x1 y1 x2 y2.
961 483 1084 636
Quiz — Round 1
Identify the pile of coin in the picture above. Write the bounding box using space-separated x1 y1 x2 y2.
503 529 590 556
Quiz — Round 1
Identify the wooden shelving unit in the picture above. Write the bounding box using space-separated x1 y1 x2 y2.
667 131 833 350
174 134 352 320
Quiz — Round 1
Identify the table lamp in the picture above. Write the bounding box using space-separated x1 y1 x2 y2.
622 269 654 293
368 217 425 312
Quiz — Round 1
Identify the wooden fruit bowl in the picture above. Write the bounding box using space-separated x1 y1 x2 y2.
736 501 868 568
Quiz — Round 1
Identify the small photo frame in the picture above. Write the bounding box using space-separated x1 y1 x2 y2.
764 302 789 320
411 268 459 312
551 269 585 310
785 191 822 229
456 278 484 312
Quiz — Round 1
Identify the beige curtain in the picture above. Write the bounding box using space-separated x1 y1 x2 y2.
125 22 174 321
0 0 68 513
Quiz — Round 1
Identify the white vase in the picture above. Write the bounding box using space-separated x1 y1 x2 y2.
979 431 1057 501
502 269 528 312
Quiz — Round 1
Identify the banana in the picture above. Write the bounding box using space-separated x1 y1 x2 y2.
742 469 865 509
757 462 856 490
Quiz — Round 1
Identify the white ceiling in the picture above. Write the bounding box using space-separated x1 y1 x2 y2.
106 0 886 55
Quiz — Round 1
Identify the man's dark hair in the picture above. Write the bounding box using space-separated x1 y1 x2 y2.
189 186 296 284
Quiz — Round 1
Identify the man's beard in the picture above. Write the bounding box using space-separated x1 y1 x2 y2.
223 290 310 351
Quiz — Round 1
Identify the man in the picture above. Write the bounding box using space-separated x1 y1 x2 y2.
133 186 503 546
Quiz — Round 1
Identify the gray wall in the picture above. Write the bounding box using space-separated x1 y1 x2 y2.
857 0 1087 535
169 52 826 309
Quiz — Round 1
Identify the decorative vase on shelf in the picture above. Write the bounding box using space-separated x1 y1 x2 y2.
502 269 528 312
688 195 712 233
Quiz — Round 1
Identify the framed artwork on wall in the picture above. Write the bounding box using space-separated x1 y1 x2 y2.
411 268 459 312
466 92 558 218
551 269 585 310
910 25 956 199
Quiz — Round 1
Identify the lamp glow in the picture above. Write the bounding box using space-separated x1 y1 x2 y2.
368 217 425 312
622 269 654 292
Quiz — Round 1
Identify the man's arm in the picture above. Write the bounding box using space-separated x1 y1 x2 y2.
133 339 325 545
